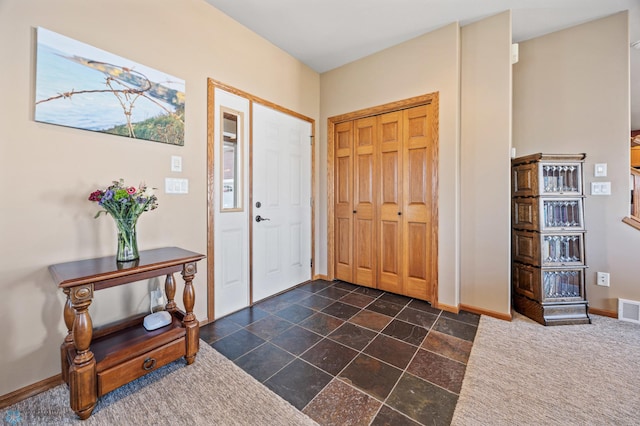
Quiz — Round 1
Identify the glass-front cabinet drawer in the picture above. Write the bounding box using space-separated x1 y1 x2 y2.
539 162 582 196
542 268 585 301
541 233 584 266
512 154 584 197
513 263 585 303
541 198 584 231
513 197 584 231
513 231 585 266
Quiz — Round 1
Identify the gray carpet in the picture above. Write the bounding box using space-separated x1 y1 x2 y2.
1 342 317 425
452 312 640 426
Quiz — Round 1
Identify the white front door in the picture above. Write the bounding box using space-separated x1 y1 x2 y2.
213 88 250 318
252 103 312 301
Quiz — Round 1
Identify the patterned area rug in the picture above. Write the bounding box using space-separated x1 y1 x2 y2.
1 342 317 425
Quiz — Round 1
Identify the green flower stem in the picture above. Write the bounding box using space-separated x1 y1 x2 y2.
114 217 139 262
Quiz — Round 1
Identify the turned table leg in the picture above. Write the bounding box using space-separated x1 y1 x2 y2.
60 288 75 384
164 273 177 312
69 284 97 420
182 262 199 364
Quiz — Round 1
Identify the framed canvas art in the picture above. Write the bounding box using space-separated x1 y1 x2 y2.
35 27 185 146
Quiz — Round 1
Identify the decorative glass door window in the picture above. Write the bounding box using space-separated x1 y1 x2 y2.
221 109 243 211
542 269 584 300
541 198 584 230
540 163 582 195
541 234 584 266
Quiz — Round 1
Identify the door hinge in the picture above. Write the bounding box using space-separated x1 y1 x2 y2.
310 258 313 268
309 135 314 145
310 197 313 207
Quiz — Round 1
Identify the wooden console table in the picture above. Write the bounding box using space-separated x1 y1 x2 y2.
49 247 206 419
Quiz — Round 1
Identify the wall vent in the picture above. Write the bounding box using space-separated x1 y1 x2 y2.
618 298 640 324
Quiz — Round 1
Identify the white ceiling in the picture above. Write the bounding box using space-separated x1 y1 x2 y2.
205 0 640 129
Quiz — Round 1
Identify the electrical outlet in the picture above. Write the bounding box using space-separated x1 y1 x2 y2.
596 272 610 287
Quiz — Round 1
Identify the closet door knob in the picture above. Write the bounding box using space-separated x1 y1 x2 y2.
398 212 402 216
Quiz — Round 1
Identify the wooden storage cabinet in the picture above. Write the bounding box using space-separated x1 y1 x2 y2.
511 153 590 325
49 247 206 419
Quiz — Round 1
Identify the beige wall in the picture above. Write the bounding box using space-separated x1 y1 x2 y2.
513 12 634 313
0 0 319 395
2 0 632 399
319 23 461 308
459 12 513 316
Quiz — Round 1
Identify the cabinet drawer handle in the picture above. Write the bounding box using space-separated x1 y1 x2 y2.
142 357 157 371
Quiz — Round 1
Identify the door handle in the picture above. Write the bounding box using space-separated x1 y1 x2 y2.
255 215 271 222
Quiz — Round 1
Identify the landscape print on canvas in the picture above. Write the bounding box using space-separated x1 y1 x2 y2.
35 27 185 146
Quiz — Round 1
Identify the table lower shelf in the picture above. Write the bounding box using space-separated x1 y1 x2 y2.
97 338 186 395
63 312 190 397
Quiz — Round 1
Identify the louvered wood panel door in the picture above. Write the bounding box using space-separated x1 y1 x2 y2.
377 111 403 293
334 121 354 282
402 104 436 299
353 117 377 287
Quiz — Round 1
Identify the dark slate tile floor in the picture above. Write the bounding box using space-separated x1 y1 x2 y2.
200 279 480 426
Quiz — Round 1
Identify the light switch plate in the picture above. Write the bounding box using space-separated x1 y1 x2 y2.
165 177 189 194
171 156 182 172
591 181 611 195
594 163 607 177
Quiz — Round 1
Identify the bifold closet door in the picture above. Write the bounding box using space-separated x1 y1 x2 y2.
377 111 403 294
333 116 377 288
353 117 377 288
402 104 435 300
334 121 354 283
333 103 437 301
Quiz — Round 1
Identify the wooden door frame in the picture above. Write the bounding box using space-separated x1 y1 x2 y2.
327 92 439 305
206 78 316 323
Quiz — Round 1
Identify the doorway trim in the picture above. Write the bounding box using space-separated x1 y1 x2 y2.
327 92 439 306
206 78 316 322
